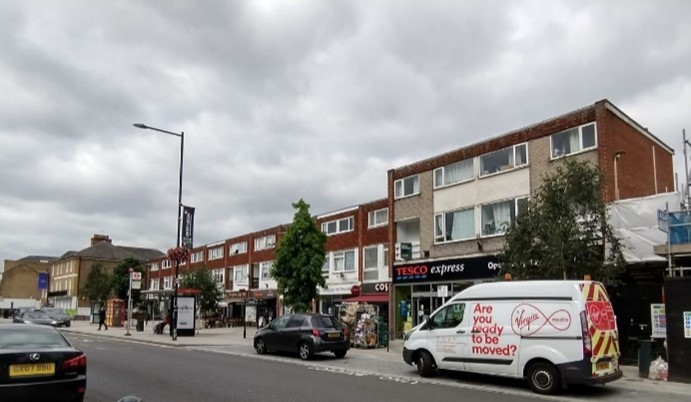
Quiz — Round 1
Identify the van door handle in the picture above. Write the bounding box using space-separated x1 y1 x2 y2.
457 329 466 334
471 329 481 334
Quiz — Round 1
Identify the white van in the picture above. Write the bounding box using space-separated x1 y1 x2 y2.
402 280 622 394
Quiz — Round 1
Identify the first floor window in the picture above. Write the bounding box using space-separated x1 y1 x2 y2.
435 208 475 243
212 269 224 284
260 261 273 280
163 277 172 290
363 246 379 281
234 265 248 284
481 197 527 236
333 250 356 273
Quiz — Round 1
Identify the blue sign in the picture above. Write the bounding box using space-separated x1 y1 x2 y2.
38 273 49 290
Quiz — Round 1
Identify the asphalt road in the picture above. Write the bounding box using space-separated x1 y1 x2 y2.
70 334 540 402
66 334 684 402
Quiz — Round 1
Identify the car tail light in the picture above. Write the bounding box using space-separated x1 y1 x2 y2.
62 354 87 369
312 329 321 337
580 311 592 358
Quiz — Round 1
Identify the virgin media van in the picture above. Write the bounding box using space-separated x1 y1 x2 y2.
402 280 622 394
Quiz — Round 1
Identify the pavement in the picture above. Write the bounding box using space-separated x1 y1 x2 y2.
7 318 689 396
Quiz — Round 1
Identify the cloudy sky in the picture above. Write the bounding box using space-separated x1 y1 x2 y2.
1 1 690 265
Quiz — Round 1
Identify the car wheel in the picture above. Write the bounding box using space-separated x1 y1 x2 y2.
527 362 562 395
415 351 437 378
254 338 267 354
334 350 347 358
66 322 71 327
298 341 313 360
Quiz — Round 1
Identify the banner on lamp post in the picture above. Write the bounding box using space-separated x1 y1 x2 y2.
182 205 195 249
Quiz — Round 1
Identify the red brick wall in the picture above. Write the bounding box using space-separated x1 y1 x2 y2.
596 102 675 202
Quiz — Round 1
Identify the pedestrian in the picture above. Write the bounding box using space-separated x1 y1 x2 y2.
98 305 108 330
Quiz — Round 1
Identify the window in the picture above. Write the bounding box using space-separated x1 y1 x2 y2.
481 197 527 236
190 251 203 263
287 315 307 328
363 246 379 281
368 208 388 228
149 279 157 290
435 207 475 243
430 303 466 329
163 276 172 290
208 246 223 260
212 269 224 284
271 315 290 330
233 265 248 284
551 123 597 158
254 235 276 250
230 241 247 255
260 261 273 280
479 143 528 176
321 217 354 235
434 159 474 188
150 262 159 272
322 255 330 274
162 260 171 269
394 175 420 198
333 250 356 273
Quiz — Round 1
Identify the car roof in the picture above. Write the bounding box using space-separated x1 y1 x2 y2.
0 323 60 332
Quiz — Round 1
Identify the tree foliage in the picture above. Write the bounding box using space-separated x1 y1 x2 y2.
80 262 113 302
113 257 145 301
500 159 625 284
271 199 327 312
180 267 223 315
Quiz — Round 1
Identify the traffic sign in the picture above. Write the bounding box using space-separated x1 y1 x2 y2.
131 272 142 280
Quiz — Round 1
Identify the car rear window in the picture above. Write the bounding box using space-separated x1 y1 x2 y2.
0 329 70 349
311 316 340 329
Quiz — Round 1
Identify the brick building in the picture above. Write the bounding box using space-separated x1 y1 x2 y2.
0 256 55 302
387 99 674 335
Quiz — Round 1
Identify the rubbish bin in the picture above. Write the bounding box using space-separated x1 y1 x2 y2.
638 339 656 378
136 319 145 332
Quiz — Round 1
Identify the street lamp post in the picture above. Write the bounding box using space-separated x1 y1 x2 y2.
133 123 184 341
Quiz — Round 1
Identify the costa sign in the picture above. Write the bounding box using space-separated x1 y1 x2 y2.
393 255 501 284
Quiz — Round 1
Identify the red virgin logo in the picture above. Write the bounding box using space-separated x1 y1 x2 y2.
511 304 572 336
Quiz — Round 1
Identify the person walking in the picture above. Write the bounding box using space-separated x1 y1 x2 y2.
98 305 108 330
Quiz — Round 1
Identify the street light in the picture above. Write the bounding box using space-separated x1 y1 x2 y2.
133 123 184 341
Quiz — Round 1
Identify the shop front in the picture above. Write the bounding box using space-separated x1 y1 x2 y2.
340 282 391 348
250 289 277 327
392 254 501 337
317 282 360 315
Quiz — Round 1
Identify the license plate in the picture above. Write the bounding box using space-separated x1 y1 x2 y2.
9 363 55 378
327 332 340 338
596 362 610 371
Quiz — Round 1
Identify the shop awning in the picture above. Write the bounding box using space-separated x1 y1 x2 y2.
343 293 389 303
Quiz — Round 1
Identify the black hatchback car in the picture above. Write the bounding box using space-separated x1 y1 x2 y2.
0 324 87 402
254 313 349 360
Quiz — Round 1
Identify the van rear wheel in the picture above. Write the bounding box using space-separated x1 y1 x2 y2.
527 362 561 395
415 351 437 378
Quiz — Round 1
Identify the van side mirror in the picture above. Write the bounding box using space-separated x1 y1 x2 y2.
424 315 432 329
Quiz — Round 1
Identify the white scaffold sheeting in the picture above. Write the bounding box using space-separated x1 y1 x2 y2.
608 192 683 263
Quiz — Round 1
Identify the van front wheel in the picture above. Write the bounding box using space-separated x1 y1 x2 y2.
415 351 437 378
527 362 561 395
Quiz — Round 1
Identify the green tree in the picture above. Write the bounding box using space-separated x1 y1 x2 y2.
80 262 113 302
500 159 625 284
113 256 145 301
271 199 327 312
179 267 223 315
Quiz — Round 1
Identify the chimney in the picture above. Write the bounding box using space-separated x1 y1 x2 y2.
91 234 112 246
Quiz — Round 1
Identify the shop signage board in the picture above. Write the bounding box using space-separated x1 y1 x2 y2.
177 296 195 331
393 255 501 284
684 311 691 338
650 303 666 338
361 282 390 293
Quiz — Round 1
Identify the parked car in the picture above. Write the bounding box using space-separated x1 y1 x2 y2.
12 311 60 327
42 308 72 328
0 323 87 402
253 313 349 360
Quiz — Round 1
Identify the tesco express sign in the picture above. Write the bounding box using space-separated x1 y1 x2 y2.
393 256 501 283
